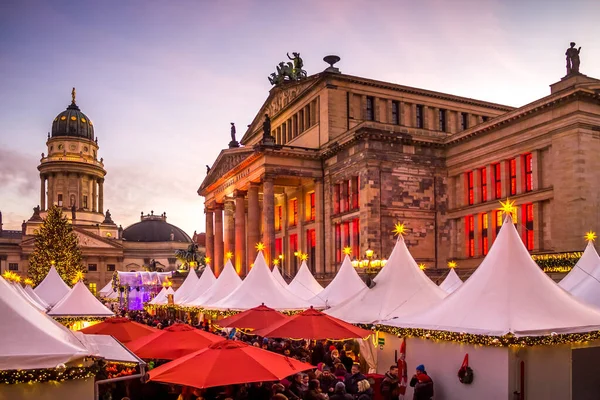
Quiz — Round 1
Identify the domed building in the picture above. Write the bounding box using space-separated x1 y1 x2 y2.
0 89 196 293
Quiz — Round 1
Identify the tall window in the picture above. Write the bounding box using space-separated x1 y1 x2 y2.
480 167 487 202
306 105 311 129
340 182 348 213
416 105 424 128
466 215 475 257
509 158 517 196
306 229 316 271
438 109 446 132
333 184 341 214
299 109 305 133
366 97 374 121
524 153 533 192
493 163 502 199
83 195 88 209
524 204 534 250
88 283 97 296
351 176 359 210
460 112 468 130
8 263 18 271
352 218 360 259
335 223 342 263
58 194 63 207
343 221 350 248
308 192 316 221
293 115 298 138
290 234 298 273
70 194 76 207
466 171 474 205
391 101 400 125
275 205 282 231
495 210 503 235
290 199 298 226
282 124 287 144
88 264 97 272
275 238 283 258
481 213 489 256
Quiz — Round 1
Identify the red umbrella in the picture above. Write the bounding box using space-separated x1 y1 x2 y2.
149 339 314 389
253 306 372 340
78 317 158 343
216 303 288 331
126 323 224 360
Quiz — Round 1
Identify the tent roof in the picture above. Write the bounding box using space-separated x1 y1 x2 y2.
0 276 90 370
48 281 114 317
187 260 242 307
24 284 50 309
559 241 600 291
439 268 463 294
272 265 288 287
178 266 217 304
149 287 167 305
99 281 113 297
308 255 367 308
567 250 600 307
173 269 199 303
76 334 145 365
326 236 446 324
13 283 47 311
383 216 600 337
34 265 71 307
287 261 324 300
209 252 311 311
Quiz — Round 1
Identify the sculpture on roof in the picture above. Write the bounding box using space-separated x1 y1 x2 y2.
229 122 240 148
566 42 581 75
268 52 307 85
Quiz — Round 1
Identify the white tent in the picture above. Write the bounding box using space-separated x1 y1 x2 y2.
186 260 242 307
382 216 600 336
0 274 90 369
178 265 217 304
438 268 463 294
326 235 446 324
48 281 114 318
209 251 311 311
287 260 324 300
308 255 367 308
567 247 600 307
173 268 199 303
34 265 71 307
150 286 175 305
24 284 51 309
559 241 600 291
12 282 48 311
272 265 288 287
98 280 114 297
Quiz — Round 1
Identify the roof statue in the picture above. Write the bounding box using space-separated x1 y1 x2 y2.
229 122 240 148
566 42 582 75
268 52 307 85
71 87 76 105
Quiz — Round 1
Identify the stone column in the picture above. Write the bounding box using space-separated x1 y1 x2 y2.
474 169 482 204
78 174 84 210
213 203 224 275
516 155 524 195
531 150 540 191
40 175 46 211
247 183 261 269
234 190 247 276
204 206 214 266
499 160 508 199
314 178 325 275
486 164 494 202
47 174 54 207
262 177 276 267
92 179 97 212
224 201 235 258
98 179 104 214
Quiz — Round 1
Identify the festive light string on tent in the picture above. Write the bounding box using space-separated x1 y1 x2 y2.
53 316 106 327
0 365 97 385
532 251 582 272
144 303 305 318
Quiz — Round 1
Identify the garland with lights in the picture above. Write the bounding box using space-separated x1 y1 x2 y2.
53 316 107 326
376 324 600 347
145 304 305 318
0 364 97 385
531 252 582 273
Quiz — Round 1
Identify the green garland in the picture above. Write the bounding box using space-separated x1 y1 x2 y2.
532 251 582 273
0 365 97 385
53 316 107 326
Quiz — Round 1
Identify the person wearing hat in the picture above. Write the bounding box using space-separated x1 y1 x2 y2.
329 382 353 400
319 365 337 394
409 364 434 400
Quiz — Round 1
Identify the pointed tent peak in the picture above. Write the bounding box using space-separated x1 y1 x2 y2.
559 239 600 291
178 264 217 304
34 265 71 307
166 287 175 294
173 267 199 302
308 254 367 308
288 261 324 300
48 281 114 317
439 268 463 294
272 265 288 286
185 260 241 307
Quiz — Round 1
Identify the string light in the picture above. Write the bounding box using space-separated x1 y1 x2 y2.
0 365 97 385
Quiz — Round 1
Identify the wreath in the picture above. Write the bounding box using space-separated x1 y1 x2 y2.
458 354 474 384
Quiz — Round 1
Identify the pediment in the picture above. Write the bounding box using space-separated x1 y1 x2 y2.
199 148 255 193
74 229 122 249
241 75 322 144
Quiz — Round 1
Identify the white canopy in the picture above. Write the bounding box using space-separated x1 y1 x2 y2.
34 265 71 307
0 275 90 369
98 280 114 297
12 282 47 311
272 265 288 287
150 286 175 305
75 333 144 365
173 268 199 303
24 284 50 309
308 255 367 308
209 251 311 311
326 236 446 324
287 260 324 300
559 241 600 291
48 281 114 317
439 268 463 294
567 251 600 307
186 260 242 307
178 265 217 304
382 216 600 336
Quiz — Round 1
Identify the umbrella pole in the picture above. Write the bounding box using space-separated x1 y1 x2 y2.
94 365 146 400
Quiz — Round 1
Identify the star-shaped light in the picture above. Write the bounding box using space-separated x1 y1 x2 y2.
393 223 406 237
585 231 597 242
13 274 21 283
255 242 266 252
498 198 517 218
343 247 352 256
2 271 13 281
204 256 211 264
418 263 426 270
72 271 84 284
273 259 280 266
24 278 33 286
448 261 457 269
300 253 309 261
225 251 233 260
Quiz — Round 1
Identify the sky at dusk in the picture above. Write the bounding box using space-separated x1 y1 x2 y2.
1 0 599 236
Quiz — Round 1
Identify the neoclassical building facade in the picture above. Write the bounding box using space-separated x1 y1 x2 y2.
199 55 600 280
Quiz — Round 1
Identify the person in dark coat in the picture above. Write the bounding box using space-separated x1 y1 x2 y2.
409 365 434 400
303 379 327 400
329 382 353 400
380 365 400 400
344 363 367 395
339 350 354 373
311 341 325 366
288 373 305 399
318 366 338 395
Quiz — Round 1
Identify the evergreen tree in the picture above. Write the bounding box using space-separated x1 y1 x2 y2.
28 205 84 286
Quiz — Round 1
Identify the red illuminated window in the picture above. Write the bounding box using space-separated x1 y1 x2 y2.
290 199 298 226
481 213 488 255
466 215 475 257
509 158 517 196
335 223 342 263
275 238 282 257
493 163 502 199
495 210 503 235
275 205 282 231
524 153 533 192
309 192 315 221
524 204 534 250
343 221 350 248
289 234 298 273
306 229 316 271
480 167 487 202
352 218 360 259
466 171 474 205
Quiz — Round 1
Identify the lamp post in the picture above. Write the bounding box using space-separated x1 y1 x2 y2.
352 247 387 287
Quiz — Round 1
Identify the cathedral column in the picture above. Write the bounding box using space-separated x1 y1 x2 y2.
78 174 84 210
92 179 98 212
247 183 260 269
314 178 325 275
40 175 46 211
234 190 247 276
223 200 235 260
98 179 104 214
262 177 275 267
204 206 214 267
213 203 224 275
48 174 55 207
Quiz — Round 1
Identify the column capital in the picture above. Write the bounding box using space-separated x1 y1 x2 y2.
262 173 277 183
249 181 261 188
234 189 247 198
313 177 324 184
204 207 214 214
213 202 224 210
